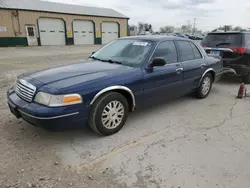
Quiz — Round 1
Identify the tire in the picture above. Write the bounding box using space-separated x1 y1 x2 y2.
242 72 250 84
88 92 129 136
196 73 213 99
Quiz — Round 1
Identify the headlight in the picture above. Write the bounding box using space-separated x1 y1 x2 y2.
34 92 82 107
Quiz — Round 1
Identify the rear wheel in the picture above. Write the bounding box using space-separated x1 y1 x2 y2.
196 73 213 99
88 92 129 136
242 72 250 84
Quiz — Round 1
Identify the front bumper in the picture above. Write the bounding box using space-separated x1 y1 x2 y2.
7 88 89 130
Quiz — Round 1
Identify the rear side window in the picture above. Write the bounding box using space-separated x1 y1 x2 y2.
202 33 242 47
190 42 202 59
244 34 250 47
152 41 177 64
176 41 195 61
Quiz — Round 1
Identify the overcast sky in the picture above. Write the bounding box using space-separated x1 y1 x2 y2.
48 0 250 31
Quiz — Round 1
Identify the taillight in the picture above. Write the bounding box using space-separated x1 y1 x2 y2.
229 47 247 54
202 44 206 48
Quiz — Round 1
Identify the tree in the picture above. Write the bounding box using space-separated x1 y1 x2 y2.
181 25 188 33
138 22 144 32
180 25 192 33
233 26 242 31
224 25 233 31
138 22 153 33
215 25 233 32
159 26 174 33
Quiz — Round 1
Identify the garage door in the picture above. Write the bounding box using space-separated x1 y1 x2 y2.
73 20 94 45
102 22 119 44
38 18 65 46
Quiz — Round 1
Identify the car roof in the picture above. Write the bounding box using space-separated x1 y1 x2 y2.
120 35 192 42
209 31 250 34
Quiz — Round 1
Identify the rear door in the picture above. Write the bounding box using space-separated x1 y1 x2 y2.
175 40 206 92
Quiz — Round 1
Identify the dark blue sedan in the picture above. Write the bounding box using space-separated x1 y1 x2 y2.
7 36 235 135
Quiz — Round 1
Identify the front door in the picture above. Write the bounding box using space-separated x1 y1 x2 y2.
25 25 38 46
142 40 183 104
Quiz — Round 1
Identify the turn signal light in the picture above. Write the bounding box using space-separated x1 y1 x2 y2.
63 94 82 104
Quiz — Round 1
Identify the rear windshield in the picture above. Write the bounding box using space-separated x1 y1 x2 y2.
202 33 242 47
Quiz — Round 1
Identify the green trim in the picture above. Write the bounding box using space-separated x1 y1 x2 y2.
95 37 102 44
118 23 121 38
0 37 28 47
66 38 74 45
37 37 41 46
0 7 129 20
127 20 129 36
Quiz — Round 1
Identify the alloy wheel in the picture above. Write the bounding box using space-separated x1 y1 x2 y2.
101 100 125 129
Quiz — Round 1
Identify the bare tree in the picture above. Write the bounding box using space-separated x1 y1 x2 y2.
216 25 233 31
159 26 174 33
138 22 153 33
233 26 242 31
138 22 144 32
180 24 192 34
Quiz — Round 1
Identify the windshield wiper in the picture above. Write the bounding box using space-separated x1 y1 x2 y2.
89 56 104 61
90 56 122 65
216 42 231 47
106 59 122 65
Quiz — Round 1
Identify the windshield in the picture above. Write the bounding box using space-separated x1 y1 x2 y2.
202 33 242 47
90 39 154 67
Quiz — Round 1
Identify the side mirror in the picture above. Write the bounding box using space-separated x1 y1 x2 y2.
149 58 166 67
91 51 96 55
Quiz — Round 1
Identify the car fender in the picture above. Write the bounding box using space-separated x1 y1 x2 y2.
90 85 136 111
198 68 216 86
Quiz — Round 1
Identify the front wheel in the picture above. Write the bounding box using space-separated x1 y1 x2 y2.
88 92 129 136
196 73 213 99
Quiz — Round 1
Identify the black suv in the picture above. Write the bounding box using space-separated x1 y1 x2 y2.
201 31 250 83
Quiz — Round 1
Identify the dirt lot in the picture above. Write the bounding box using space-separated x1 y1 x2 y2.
1 46 250 188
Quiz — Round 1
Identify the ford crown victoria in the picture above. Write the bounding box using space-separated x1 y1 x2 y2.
7 36 235 135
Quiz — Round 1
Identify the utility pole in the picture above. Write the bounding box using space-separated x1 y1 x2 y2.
187 20 191 34
193 18 196 35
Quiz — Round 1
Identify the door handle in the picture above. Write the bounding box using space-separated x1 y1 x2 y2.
201 64 206 68
176 68 183 73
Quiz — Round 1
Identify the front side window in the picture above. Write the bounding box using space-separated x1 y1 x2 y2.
176 41 195 61
91 39 154 67
152 41 177 64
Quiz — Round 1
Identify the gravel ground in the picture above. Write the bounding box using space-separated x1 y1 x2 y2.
1 46 250 188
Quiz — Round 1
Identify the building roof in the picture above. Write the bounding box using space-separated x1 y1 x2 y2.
0 0 129 19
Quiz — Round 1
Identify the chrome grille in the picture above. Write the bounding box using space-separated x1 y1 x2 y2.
15 79 36 102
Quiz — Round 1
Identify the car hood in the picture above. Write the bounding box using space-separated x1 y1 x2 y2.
27 60 132 86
